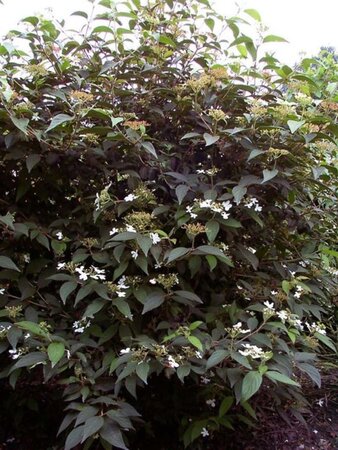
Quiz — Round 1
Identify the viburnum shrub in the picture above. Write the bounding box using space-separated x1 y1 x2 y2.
0 0 337 448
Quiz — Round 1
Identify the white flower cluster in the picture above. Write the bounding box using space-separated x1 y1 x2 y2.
150 232 161 244
8 347 26 360
232 322 250 334
206 398 216 408
167 355 179 368
75 265 106 281
73 318 91 334
294 285 304 299
327 267 338 277
120 347 131 355
109 227 119 236
239 343 271 360
306 322 326 335
201 427 209 437
131 250 138 260
186 199 233 220
277 310 304 330
124 193 138 202
244 197 262 212
116 276 130 297
55 231 63 240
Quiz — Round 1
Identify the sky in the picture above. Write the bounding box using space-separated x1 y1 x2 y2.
0 0 337 65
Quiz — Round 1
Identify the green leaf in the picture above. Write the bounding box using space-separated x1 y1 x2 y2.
12 351 47 370
15 321 49 337
166 247 190 263
142 292 165 314
100 421 128 449
180 132 201 140
315 333 336 352
263 35 288 43
0 256 20 272
265 371 300 386
60 281 77 304
248 149 265 161
206 219 219 243
287 120 305 134
46 114 74 132
262 169 278 183
206 349 229 369
203 133 220 146
81 416 104 442
241 371 262 401
219 396 234 417
232 185 247 204
189 321 203 331
26 154 41 173
10 116 29 134
64 425 85 450
111 117 124 127
158 34 176 47
114 299 132 319
187 335 203 351
205 18 215 31
175 185 189 204
244 9 261 21
136 362 150 384
141 141 157 158
206 254 217 271
47 342 65 365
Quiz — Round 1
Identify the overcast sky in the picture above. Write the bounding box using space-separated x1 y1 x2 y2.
0 0 337 64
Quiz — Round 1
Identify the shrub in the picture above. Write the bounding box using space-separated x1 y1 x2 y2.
0 0 337 448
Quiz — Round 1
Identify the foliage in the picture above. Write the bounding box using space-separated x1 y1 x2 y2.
0 0 337 448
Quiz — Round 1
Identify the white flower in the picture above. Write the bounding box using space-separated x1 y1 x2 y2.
206 399 216 407
57 262 66 270
255 204 262 212
271 290 278 295
73 319 91 333
294 285 304 299
197 169 206 174
126 224 136 233
150 232 161 244
200 376 211 384
0 288 5 295
201 427 209 437
221 211 230 220
56 231 63 240
317 399 324 407
120 347 131 355
290 270 296 276
109 227 119 236
222 200 233 212
167 355 179 368
239 343 265 359
195 351 203 359
277 310 288 323
200 199 213 208
117 276 129 289
8 349 20 360
263 301 275 311
117 291 126 298
233 322 250 333
306 322 326 335
247 247 256 254
124 193 138 202
75 266 89 281
131 250 138 260
149 278 157 284
186 205 198 219
293 319 304 331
